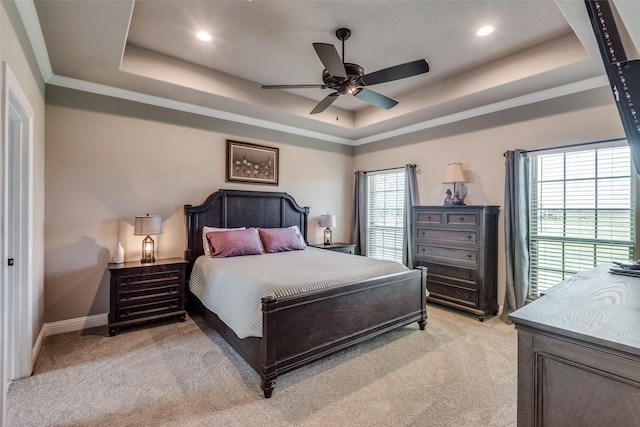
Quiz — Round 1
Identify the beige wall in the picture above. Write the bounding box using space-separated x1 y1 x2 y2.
354 86 626 307
44 83 626 324
44 87 355 322
1 1 46 346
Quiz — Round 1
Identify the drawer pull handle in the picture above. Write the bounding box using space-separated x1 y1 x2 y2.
427 216 431 221
467 235 472 239
467 254 472 258
420 248 425 253
459 217 465 221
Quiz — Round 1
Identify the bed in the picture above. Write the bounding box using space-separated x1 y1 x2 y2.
184 189 427 398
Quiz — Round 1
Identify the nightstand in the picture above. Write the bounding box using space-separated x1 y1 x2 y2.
309 242 357 254
107 257 188 336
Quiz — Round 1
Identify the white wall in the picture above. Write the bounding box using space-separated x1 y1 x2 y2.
354 87 626 307
44 89 354 323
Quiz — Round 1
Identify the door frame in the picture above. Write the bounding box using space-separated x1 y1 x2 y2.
1 62 35 424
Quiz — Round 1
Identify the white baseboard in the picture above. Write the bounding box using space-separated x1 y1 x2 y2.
31 325 45 368
43 313 109 337
30 313 108 377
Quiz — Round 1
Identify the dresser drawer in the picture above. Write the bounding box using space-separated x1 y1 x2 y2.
427 280 477 306
416 244 477 264
416 227 477 245
421 262 477 285
415 211 443 224
445 212 478 226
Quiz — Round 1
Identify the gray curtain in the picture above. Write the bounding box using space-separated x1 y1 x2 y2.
352 171 368 256
404 164 419 267
500 149 530 323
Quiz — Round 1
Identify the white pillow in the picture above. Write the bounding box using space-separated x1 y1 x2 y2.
289 225 307 248
202 226 246 256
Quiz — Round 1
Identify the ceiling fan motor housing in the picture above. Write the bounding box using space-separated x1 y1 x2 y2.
322 63 364 93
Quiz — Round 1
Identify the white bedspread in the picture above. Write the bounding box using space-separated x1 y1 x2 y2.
189 247 409 338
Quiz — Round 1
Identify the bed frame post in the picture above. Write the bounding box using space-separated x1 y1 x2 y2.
260 296 278 398
418 266 428 330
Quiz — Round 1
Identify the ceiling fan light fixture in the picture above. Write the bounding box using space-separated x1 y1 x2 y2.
196 31 212 42
262 28 429 114
476 26 494 37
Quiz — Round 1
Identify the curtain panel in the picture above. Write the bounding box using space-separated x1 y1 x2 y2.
404 164 419 267
352 171 368 256
500 149 530 323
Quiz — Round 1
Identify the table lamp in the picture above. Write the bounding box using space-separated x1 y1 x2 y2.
320 214 336 245
134 214 163 263
442 163 468 205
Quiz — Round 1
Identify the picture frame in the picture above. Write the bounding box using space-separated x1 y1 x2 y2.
226 140 279 185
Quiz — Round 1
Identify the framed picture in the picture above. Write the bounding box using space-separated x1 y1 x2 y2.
226 140 279 185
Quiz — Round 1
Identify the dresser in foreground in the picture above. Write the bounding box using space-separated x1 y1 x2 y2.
412 205 499 321
509 265 640 426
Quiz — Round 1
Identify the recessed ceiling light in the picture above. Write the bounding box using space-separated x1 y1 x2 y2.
476 26 494 37
196 31 212 42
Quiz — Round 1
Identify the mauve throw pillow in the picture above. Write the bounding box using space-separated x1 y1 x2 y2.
206 228 263 258
258 227 306 253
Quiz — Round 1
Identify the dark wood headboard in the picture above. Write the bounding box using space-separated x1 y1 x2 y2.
184 189 310 269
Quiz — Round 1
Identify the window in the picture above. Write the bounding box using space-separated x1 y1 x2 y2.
367 169 404 262
529 143 636 297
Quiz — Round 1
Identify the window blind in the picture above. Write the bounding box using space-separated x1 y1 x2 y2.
529 144 636 296
367 169 404 262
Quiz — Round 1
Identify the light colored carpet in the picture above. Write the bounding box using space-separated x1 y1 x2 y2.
8 305 517 426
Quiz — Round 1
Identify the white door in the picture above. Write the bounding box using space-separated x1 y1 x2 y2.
1 63 34 425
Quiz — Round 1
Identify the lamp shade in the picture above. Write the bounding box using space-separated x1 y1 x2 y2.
442 163 467 183
320 214 336 228
134 214 163 236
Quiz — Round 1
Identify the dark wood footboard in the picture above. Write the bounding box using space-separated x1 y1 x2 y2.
190 267 427 398
259 267 427 397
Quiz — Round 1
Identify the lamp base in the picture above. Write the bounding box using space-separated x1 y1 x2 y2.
323 227 333 245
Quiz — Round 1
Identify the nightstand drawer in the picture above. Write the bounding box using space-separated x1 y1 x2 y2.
115 269 181 288
118 284 181 305
416 228 477 245
117 298 181 321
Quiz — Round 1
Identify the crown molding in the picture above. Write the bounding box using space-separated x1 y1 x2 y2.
18 0 610 149
353 75 610 146
14 0 52 81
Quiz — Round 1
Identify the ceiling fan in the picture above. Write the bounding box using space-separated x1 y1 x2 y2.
261 28 430 114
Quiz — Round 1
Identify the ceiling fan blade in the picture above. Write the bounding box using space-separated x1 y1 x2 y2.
361 59 429 86
262 84 326 89
313 43 347 79
310 92 340 114
354 88 398 110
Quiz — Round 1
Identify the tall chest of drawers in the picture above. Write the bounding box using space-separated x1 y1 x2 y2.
412 205 499 321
